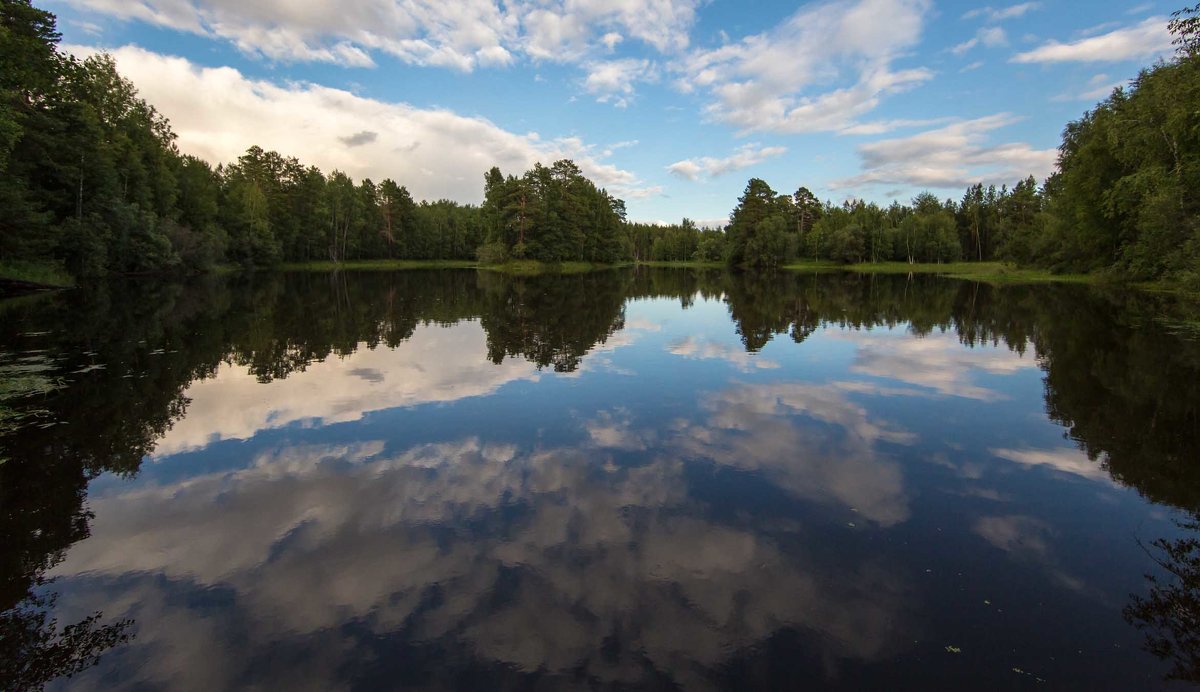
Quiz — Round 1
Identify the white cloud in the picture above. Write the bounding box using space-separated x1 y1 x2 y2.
666 144 787 181
65 45 660 202
521 0 698 62
1011 16 1172 63
582 58 657 107
151 321 543 457
61 0 703 108
974 514 1050 556
952 38 978 56
666 336 781 369
951 26 1008 55
832 113 1057 191
1052 73 1126 102
53 433 915 689
990 447 1111 482
673 0 934 134
61 0 701 71
962 3 1040 23
827 328 1039 400
585 409 655 450
673 382 915 526
837 117 952 136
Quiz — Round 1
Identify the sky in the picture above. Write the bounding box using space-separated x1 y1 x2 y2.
46 0 1180 226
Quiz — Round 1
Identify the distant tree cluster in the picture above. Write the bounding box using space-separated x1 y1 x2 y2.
718 5 1199 281
479 160 628 264
718 178 1044 269
626 218 725 262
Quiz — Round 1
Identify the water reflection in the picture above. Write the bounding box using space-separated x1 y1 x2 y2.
1125 518 1200 683
0 269 1197 689
49 436 915 689
673 382 913 526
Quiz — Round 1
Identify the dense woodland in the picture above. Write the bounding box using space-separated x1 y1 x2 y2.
1 0 1198 286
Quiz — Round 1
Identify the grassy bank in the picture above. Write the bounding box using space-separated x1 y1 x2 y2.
778 259 841 272
280 258 636 275
482 260 630 275
0 261 75 290
636 260 726 269
281 259 480 272
783 260 1094 285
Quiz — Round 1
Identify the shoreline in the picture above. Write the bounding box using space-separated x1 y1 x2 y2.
4 258 1195 298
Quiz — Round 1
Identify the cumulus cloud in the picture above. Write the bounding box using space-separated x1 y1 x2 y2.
53 432 915 689
65 45 659 202
585 409 655 451
974 514 1051 556
832 113 1057 191
672 382 915 526
962 3 1040 23
337 130 378 147
149 321 549 457
666 336 781 369
827 328 1039 400
61 0 701 71
673 0 934 134
582 58 657 107
666 144 787 181
520 0 699 62
1011 16 1173 63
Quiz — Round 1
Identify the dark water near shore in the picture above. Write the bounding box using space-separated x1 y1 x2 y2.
2 268 1199 690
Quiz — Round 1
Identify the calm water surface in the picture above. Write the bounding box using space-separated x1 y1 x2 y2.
2 269 1199 690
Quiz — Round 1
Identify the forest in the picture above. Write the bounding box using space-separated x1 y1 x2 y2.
1 0 1198 287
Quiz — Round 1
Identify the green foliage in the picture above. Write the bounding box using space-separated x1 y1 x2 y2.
1036 31 1200 284
3 0 1197 283
476 241 508 265
0 259 72 287
481 159 626 263
1170 3 1200 58
726 178 794 268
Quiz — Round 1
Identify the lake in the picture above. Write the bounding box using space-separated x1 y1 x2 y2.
2 268 1198 690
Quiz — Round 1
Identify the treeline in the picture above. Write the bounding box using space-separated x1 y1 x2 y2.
714 178 1043 269
715 6 1200 284
0 1 631 277
2 0 1198 284
478 160 628 263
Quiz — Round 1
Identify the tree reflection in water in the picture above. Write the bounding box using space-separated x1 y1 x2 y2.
0 268 1197 687
1125 518 1200 684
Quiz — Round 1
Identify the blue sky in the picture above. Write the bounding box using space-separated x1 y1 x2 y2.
47 0 1178 225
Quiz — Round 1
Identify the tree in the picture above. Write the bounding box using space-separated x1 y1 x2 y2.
727 178 791 268
1170 3 1200 58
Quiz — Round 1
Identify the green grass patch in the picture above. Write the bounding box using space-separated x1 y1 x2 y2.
779 259 843 272
482 260 629 275
1132 280 1200 298
280 259 480 272
783 260 1095 284
936 263 1094 284
273 258 635 275
0 260 74 289
638 260 726 269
